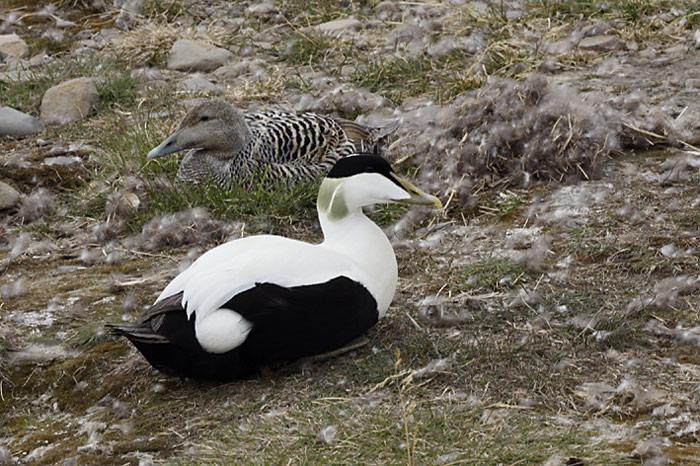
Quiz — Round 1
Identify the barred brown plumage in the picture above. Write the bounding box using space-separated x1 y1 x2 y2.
147 100 382 187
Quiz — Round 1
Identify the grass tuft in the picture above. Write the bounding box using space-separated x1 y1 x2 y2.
463 258 528 292
283 31 336 65
143 0 187 21
127 179 320 233
352 51 493 104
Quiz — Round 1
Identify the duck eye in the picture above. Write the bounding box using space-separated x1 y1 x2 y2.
200 115 210 122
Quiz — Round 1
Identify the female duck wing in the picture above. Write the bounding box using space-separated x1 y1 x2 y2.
247 110 358 164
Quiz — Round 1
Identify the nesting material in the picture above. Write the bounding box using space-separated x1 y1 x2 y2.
17 188 54 223
90 221 124 244
627 275 700 312
127 208 229 251
389 74 689 205
0 277 25 299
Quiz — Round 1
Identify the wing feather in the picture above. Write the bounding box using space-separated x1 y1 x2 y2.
156 235 367 323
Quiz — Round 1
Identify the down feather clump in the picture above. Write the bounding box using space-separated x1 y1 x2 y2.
388 74 687 206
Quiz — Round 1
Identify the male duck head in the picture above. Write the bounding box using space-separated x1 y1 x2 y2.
147 100 252 160
317 154 442 220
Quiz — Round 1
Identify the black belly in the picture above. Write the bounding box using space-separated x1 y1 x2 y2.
121 276 379 381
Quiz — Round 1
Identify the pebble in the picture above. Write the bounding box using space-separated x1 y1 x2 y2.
245 1 275 18
578 34 624 52
312 17 361 35
0 33 28 58
40 77 99 125
167 39 233 72
0 180 20 210
213 60 264 81
43 155 83 166
178 75 224 94
0 106 43 137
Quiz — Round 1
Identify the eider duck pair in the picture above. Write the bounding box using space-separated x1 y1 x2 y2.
147 100 380 186
109 155 442 381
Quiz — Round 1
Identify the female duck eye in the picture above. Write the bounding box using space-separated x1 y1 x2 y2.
200 115 210 122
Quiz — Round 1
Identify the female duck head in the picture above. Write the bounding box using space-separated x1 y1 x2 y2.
317 155 443 220
147 100 252 160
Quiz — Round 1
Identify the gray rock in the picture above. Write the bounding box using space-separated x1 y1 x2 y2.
0 107 43 137
0 181 20 210
43 155 83 166
0 33 28 58
579 21 610 38
130 67 163 81
120 0 145 15
578 35 624 52
245 1 275 17
312 17 361 34
40 77 99 125
686 78 700 89
213 62 259 81
177 75 224 94
167 39 233 72
695 30 700 49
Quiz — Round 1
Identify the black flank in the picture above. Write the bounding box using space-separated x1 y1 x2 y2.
108 276 378 381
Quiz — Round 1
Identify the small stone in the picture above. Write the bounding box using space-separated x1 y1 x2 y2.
316 425 337 444
686 78 700 89
0 180 20 210
167 39 233 72
40 77 99 125
578 35 624 51
0 106 43 137
213 59 265 81
55 17 76 28
579 21 610 38
245 1 275 17
695 30 700 49
121 0 145 15
130 67 163 81
43 155 83 166
178 75 224 94
313 17 361 34
0 33 28 58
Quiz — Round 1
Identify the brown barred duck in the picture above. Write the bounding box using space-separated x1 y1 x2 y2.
147 100 379 186
108 155 442 381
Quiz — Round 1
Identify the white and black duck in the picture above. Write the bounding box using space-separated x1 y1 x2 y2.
108 155 442 381
147 100 380 186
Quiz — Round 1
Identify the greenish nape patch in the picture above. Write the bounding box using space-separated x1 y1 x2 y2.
462 258 528 292
316 178 347 220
